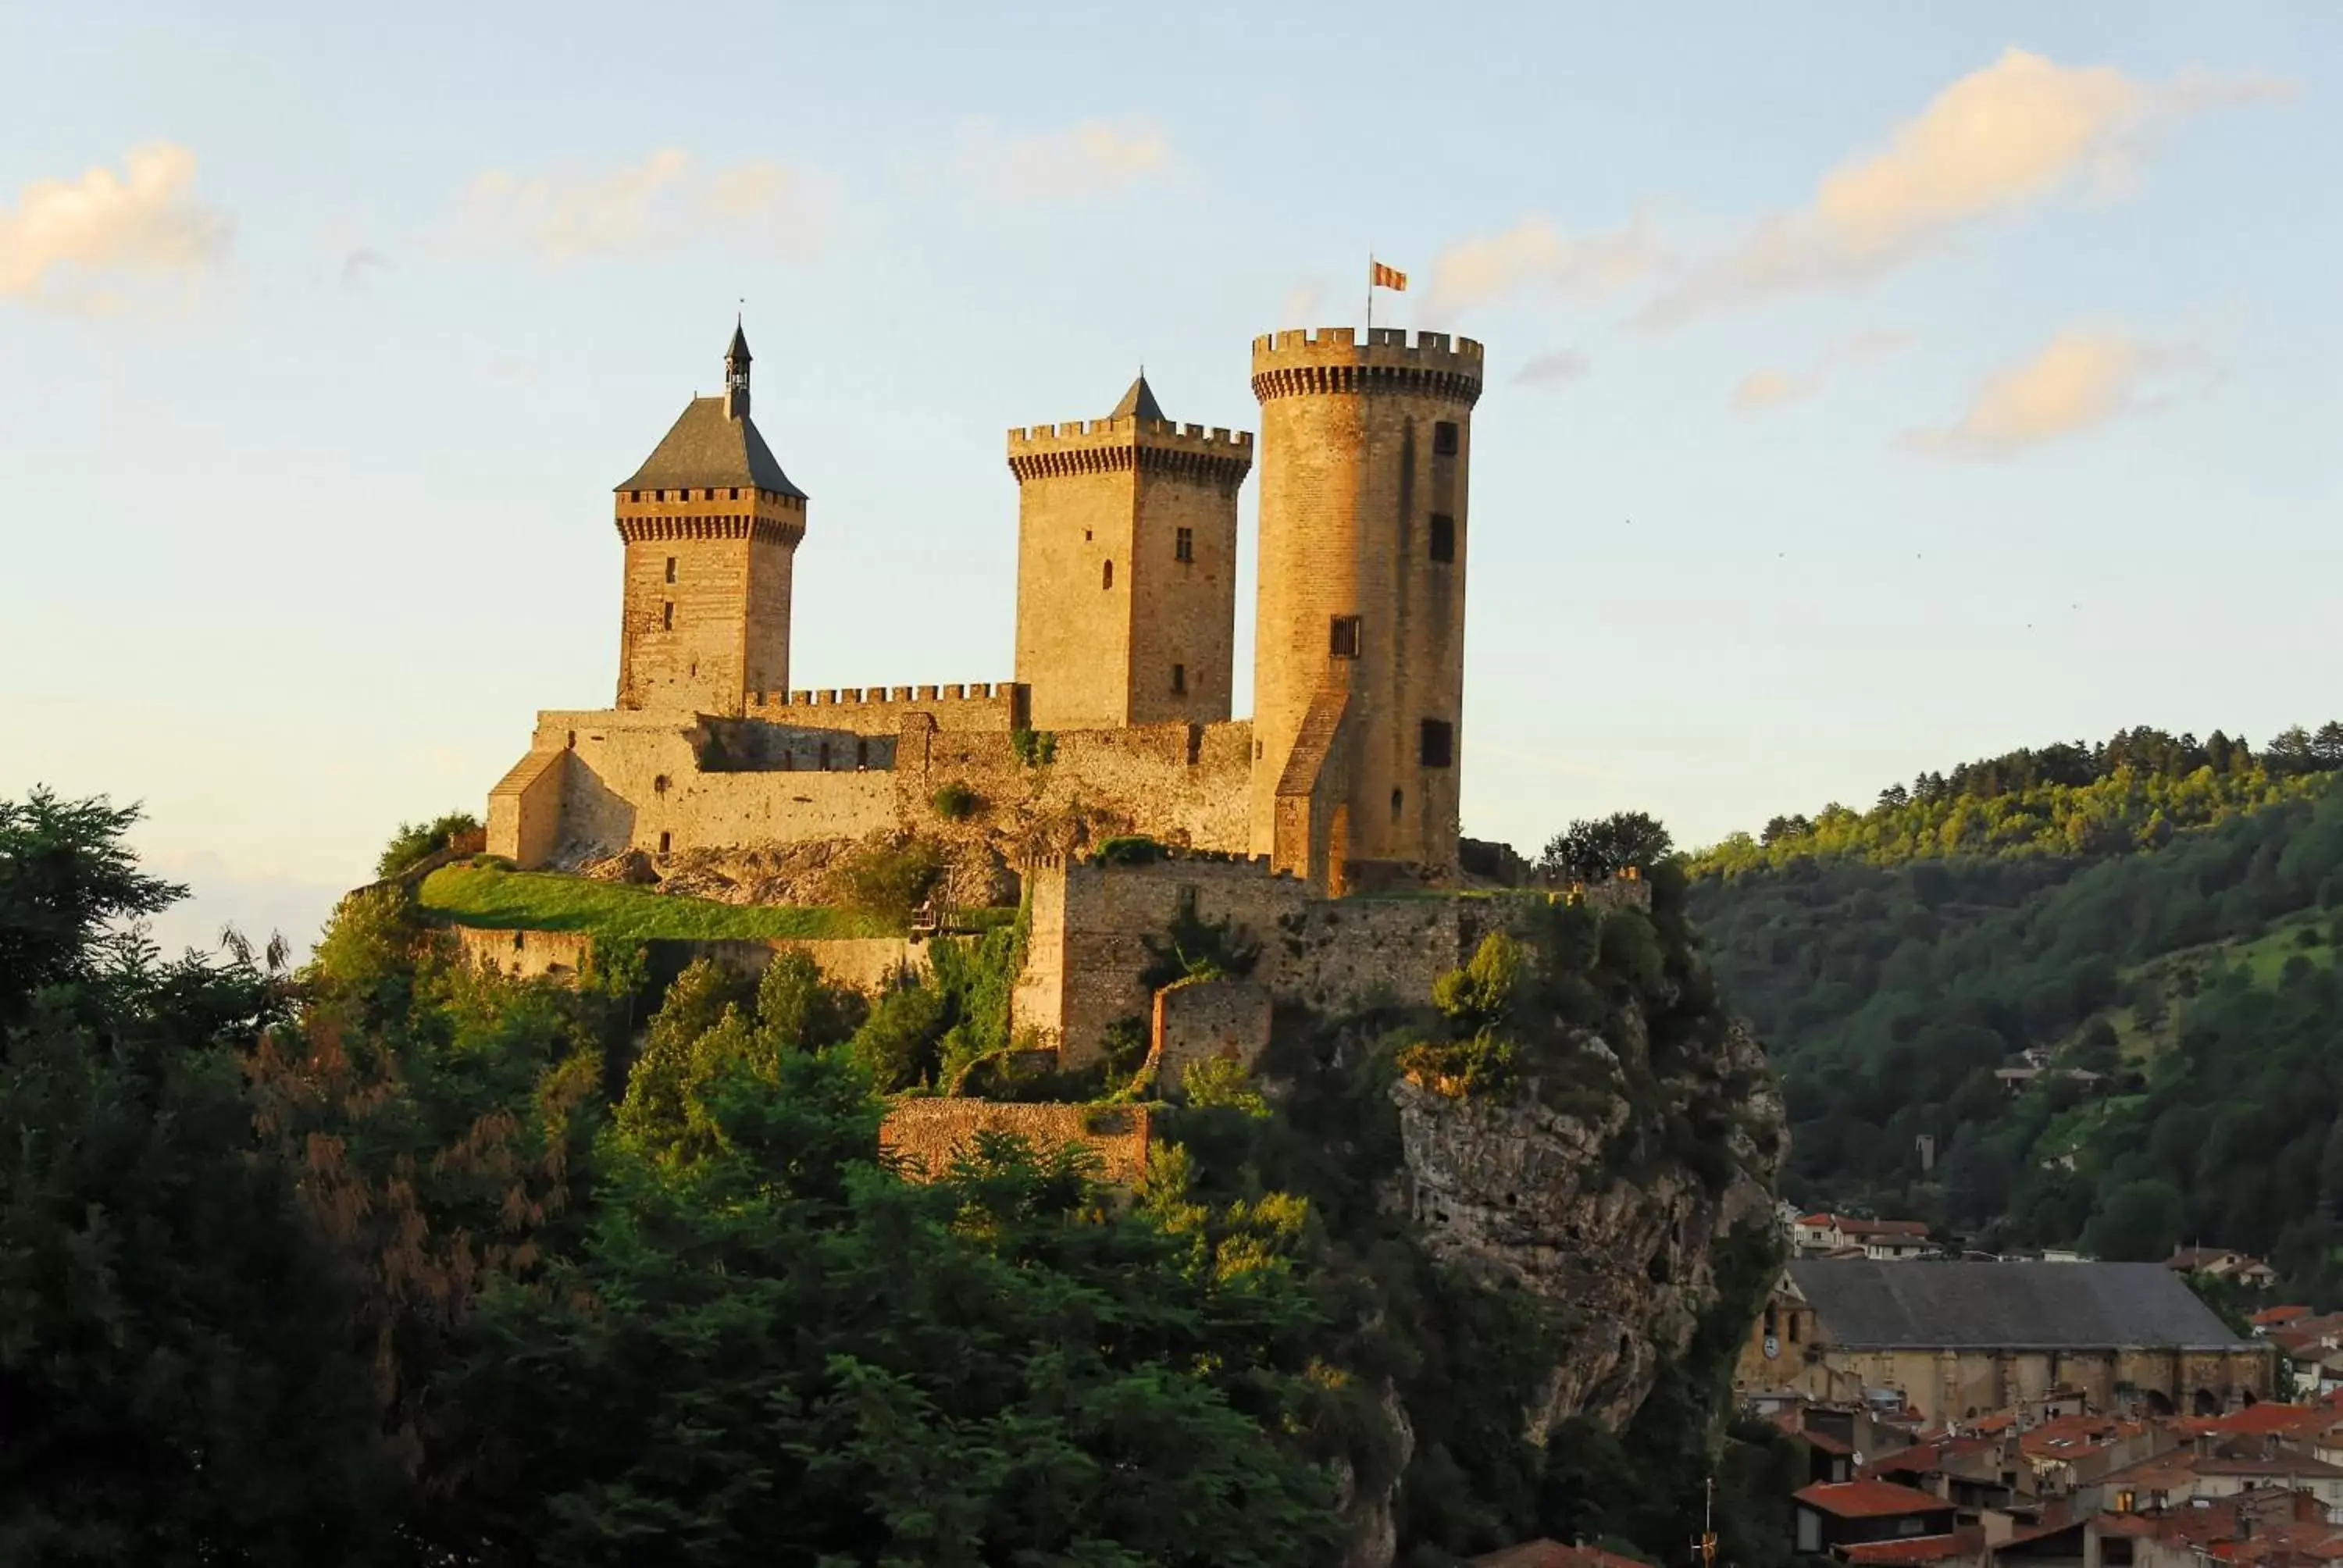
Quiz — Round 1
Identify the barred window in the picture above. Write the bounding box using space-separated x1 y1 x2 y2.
1329 616 1362 658
1175 527 1194 563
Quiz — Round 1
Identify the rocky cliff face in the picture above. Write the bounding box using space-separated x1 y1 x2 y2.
1391 1017 1785 1434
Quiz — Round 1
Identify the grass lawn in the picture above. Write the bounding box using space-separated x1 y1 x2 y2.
417 864 899 942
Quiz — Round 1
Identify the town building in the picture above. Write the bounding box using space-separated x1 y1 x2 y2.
1739 1262 2277 1424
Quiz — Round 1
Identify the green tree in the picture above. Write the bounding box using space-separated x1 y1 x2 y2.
0 790 394 1562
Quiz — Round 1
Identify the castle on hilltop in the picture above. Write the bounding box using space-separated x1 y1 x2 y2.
486 318 1485 896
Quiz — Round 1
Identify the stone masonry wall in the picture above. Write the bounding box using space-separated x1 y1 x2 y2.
879 1099 1152 1185
445 921 925 996
1014 856 1514 1064
1150 975 1274 1088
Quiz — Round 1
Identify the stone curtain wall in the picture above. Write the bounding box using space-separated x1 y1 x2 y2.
1015 857 1513 1062
451 925 595 981
486 705 1253 869
879 1099 1152 1185
445 923 926 996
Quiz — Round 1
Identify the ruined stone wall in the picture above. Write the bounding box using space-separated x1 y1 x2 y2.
445 921 925 995
1013 857 1511 1062
1150 975 1273 1088
879 1099 1152 1185
451 924 594 981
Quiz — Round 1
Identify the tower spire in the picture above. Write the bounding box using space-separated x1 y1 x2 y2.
723 317 752 419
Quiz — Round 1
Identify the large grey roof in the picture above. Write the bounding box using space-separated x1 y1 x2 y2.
616 397 804 497
1790 1260 2247 1351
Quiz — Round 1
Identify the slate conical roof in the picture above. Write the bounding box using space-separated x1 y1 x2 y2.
726 321 751 366
616 397 804 497
1111 374 1166 423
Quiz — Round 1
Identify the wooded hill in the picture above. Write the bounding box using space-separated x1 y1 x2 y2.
1689 722 2343 1295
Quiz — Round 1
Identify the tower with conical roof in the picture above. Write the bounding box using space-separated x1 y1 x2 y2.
612 324 808 715
1006 375 1254 729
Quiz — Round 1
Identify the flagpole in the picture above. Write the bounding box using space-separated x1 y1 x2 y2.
1365 248 1374 336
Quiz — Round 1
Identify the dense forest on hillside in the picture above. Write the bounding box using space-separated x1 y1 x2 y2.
1689 722 2343 1292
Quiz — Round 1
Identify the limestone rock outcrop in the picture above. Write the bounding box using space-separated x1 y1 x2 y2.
1390 1018 1785 1434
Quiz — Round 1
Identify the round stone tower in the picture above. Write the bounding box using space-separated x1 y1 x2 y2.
1247 326 1483 889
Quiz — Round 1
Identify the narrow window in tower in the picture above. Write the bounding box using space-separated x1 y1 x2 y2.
1102 560 1114 590
1433 421 1459 456
1175 527 1194 563
856 739 869 770
665 556 677 583
1420 719 1455 768
1429 514 1457 563
1391 788 1404 821
1329 615 1362 658
1171 663 1187 695
658 831 672 855
818 742 831 770
662 601 675 630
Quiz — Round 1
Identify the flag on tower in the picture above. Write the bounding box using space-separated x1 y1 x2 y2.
1370 258 1408 291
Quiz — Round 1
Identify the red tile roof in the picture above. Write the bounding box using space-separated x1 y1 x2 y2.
2256 1306 2315 1327
1473 1543 1650 1568
1795 1480 1954 1519
1842 1530 1983 1566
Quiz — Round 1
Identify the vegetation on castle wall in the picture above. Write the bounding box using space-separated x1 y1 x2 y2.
929 779 979 820
824 836 943 924
416 863 895 940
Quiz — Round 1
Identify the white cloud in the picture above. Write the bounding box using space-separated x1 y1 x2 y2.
1899 327 2206 458
1515 347 1591 387
1279 275 1329 326
1426 212 1668 317
340 248 389 289
462 148 829 261
0 143 230 311
952 119 1175 203
1645 50 2292 327
1732 329 1914 412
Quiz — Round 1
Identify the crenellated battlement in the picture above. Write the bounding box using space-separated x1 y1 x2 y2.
743 679 1030 733
1249 326 1484 405
1006 415 1254 485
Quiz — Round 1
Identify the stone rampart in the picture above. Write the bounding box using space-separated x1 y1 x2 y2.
1014 855 1518 1063
444 922 925 995
879 1099 1152 1185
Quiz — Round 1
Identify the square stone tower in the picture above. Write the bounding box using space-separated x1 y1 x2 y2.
1248 328 1483 889
1007 377 1254 731
613 324 808 717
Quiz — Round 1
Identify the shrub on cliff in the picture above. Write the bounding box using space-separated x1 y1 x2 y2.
930 780 979 820
828 835 943 924
375 810 483 878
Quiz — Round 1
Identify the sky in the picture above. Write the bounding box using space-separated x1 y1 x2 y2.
3 2 2338 957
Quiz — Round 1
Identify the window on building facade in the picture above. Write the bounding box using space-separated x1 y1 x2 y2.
661 601 674 630
1171 663 1186 694
1429 514 1456 562
1175 527 1193 562
1390 788 1403 821
1433 421 1459 456
1102 560 1114 590
665 556 677 583
658 831 672 854
1329 615 1362 658
1420 718 1454 768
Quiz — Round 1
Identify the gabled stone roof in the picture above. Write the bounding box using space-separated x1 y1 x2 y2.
617 397 805 498
1790 1260 2247 1352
